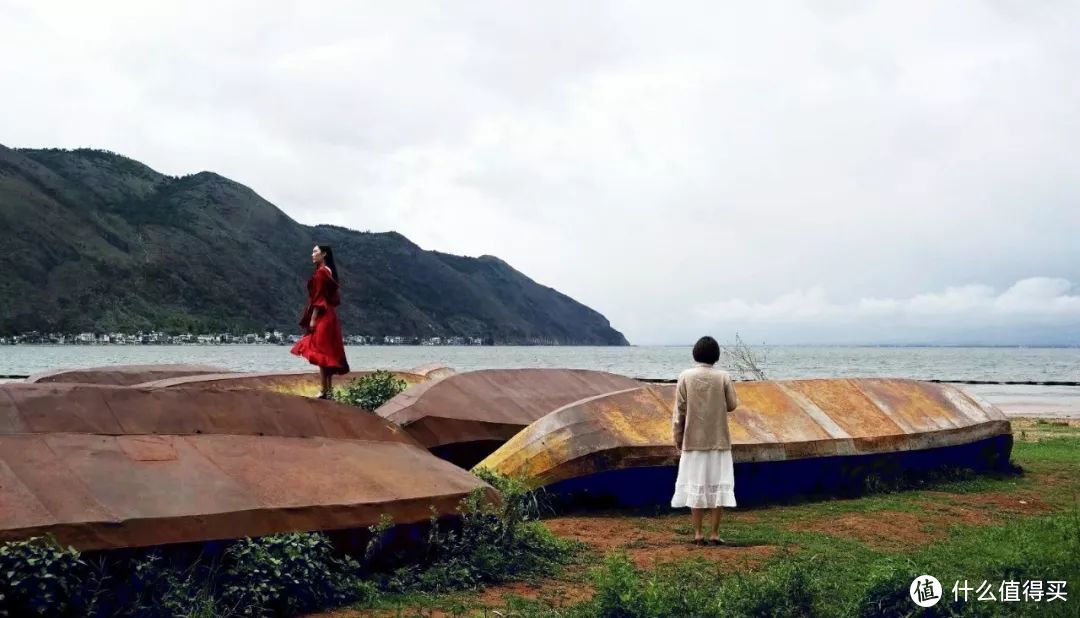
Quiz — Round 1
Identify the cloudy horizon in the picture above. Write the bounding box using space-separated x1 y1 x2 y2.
3 0 1078 346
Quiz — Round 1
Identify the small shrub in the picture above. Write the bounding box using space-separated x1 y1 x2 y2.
120 551 214 618
333 370 408 411
586 551 820 618
588 554 731 618
716 555 817 617
219 532 372 615
384 485 578 594
589 553 648 617
473 467 554 521
364 513 396 565
0 536 89 617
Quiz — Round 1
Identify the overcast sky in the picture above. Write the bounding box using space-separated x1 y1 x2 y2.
3 1 1079 345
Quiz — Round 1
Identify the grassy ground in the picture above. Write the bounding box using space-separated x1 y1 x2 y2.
324 418 1080 617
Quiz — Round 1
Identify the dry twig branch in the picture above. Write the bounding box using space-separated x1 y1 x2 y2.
720 332 768 380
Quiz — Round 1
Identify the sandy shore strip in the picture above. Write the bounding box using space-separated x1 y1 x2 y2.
961 384 1080 419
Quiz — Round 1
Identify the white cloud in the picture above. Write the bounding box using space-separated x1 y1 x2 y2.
696 278 1080 321
2 1 1079 344
691 277 1080 345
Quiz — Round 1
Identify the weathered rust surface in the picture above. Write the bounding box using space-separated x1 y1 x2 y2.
376 368 642 466
25 364 230 386
476 379 1012 490
408 364 457 382
0 383 494 550
136 369 427 396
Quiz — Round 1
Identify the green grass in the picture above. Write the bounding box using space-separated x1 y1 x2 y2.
564 508 1079 618
1015 435 1080 463
374 430 1080 617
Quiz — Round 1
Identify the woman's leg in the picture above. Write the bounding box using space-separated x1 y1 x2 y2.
709 507 723 541
318 367 330 397
691 508 705 541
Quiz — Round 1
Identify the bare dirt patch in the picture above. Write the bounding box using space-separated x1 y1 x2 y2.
948 491 1055 515
793 511 936 550
472 570 593 611
546 514 777 570
792 481 1058 551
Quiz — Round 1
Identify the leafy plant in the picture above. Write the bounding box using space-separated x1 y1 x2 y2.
218 532 373 615
473 467 554 521
0 536 89 617
332 370 409 411
121 552 214 618
383 483 578 594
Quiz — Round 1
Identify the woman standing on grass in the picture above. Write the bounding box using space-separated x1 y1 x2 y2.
291 244 350 398
671 335 739 545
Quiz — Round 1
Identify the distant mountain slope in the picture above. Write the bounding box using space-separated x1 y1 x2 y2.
0 145 629 345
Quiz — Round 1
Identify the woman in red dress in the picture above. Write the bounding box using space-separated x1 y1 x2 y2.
291 244 350 398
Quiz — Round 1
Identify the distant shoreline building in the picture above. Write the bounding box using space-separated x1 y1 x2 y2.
1 331 489 346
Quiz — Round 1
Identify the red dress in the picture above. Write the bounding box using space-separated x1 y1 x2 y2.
290 266 350 374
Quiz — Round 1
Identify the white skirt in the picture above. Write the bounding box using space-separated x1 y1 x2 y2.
671 448 737 508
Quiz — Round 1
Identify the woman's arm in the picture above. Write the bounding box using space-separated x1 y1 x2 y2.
672 374 687 448
724 374 739 411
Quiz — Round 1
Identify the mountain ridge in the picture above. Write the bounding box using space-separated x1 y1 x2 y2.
0 145 629 345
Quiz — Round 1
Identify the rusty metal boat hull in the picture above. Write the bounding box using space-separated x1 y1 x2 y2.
475 379 1012 507
136 369 427 395
376 368 643 468
0 383 494 550
25 364 231 386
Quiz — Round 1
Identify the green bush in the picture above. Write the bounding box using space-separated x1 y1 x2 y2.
218 532 374 615
715 555 817 617
383 484 578 594
0 536 90 617
585 551 818 618
332 370 408 411
473 467 554 521
121 552 215 618
587 554 731 618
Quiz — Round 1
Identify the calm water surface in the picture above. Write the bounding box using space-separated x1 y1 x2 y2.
3 344 1077 381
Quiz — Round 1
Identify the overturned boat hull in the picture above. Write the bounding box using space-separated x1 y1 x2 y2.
26 363 231 386
136 369 427 395
376 368 642 467
475 379 1012 507
0 383 494 550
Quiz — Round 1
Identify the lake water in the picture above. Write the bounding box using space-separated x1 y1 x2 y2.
3 345 1078 417
2 344 1077 381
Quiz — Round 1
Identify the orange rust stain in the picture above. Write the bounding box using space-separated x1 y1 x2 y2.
479 425 573 480
858 380 959 432
735 382 833 442
598 389 671 445
785 379 904 438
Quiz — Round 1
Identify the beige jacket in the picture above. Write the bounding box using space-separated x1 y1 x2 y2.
672 363 739 451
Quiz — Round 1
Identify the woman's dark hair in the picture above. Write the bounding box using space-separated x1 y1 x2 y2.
317 245 339 283
692 336 720 364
